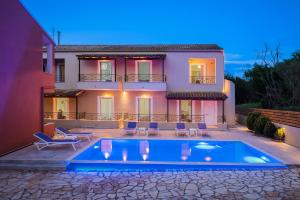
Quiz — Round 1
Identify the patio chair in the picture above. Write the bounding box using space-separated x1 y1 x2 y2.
33 132 80 151
56 127 93 141
197 123 208 136
124 122 137 135
147 122 160 136
175 123 189 136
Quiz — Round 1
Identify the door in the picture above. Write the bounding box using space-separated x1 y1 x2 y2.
137 97 151 121
179 100 192 122
55 98 69 119
138 61 150 81
201 101 217 125
190 64 206 83
98 97 113 120
98 62 112 81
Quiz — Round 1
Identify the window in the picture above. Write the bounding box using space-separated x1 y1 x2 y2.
97 96 114 120
55 59 65 82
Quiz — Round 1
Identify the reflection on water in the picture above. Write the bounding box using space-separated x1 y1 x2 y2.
194 142 221 150
101 140 112 159
181 143 191 161
139 141 149 161
243 156 266 163
122 149 127 162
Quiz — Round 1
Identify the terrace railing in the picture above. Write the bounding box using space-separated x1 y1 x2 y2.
190 76 216 84
44 112 122 121
79 74 121 82
125 74 166 82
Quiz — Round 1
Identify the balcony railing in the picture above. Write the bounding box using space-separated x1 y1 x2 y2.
125 74 166 82
79 74 121 82
190 76 216 84
44 112 77 120
55 75 65 83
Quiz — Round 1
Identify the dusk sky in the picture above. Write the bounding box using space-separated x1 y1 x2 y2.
21 0 300 76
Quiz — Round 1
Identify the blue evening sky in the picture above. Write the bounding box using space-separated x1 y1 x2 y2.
21 0 300 76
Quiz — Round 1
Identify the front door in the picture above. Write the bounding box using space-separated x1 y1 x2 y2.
201 101 217 125
137 97 151 121
138 61 150 81
98 97 113 120
98 62 112 81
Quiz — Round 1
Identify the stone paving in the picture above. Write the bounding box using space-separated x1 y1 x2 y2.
0 167 300 200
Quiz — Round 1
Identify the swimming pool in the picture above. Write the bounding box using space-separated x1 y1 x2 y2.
68 139 286 171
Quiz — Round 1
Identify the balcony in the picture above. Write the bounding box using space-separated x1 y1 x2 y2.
124 74 167 91
190 76 216 84
77 74 121 90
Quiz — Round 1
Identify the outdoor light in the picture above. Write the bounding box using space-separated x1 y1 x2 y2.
204 156 212 162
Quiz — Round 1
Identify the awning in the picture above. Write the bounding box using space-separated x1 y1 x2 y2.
76 54 166 60
44 89 83 97
166 92 227 100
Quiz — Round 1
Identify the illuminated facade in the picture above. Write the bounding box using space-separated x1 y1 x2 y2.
43 45 235 127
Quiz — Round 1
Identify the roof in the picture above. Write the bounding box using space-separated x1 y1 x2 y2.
44 90 83 97
55 44 223 52
77 54 166 60
166 92 227 100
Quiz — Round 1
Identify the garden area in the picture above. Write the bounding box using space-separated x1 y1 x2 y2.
226 46 300 112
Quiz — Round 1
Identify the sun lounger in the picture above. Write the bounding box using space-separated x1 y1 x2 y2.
56 127 93 141
33 132 80 151
124 122 137 135
175 123 189 136
197 123 208 136
147 122 160 136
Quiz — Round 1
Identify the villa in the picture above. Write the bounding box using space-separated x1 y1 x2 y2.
43 44 235 128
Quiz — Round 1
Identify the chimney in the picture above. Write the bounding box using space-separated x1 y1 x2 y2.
57 31 61 45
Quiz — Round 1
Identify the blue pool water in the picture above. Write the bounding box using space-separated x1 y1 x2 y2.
68 139 286 171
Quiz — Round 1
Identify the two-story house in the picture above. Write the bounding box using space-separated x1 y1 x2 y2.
44 44 235 128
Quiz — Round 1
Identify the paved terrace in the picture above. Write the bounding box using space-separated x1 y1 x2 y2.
1 126 300 199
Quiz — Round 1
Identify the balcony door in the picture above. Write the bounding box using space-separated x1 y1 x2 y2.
98 61 112 81
54 98 69 119
136 97 152 121
97 96 114 120
201 100 217 125
190 64 206 84
136 61 151 82
179 100 192 122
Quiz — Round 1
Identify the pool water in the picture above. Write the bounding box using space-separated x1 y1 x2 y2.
68 139 285 171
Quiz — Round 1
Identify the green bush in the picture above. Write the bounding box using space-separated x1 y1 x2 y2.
263 121 277 138
246 112 261 130
253 116 270 135
275 127 285 141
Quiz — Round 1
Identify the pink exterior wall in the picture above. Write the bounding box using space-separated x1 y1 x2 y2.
0 0 54 155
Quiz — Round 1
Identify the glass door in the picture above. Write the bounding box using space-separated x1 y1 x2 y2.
99 97 113 120
190 64 206 83
138 61 150 81
56 98 69 119
99 62 112 81
138 97 151 121
180 100 192 122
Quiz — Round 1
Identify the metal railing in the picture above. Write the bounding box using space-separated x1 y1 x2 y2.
44 112 225 123
44 112 122 121
55 75 65 83
125 74 166 82
190 76 216 84
79 74 121 82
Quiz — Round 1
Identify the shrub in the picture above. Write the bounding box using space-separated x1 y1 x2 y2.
246 112 261 130
253 116 270 135
275 127 285 141
263 121 277 138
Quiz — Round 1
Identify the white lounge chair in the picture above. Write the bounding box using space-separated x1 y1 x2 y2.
124 122 137 135
33 132 80 151
147 122 160 136
56 127 93 141
175 123 189 136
